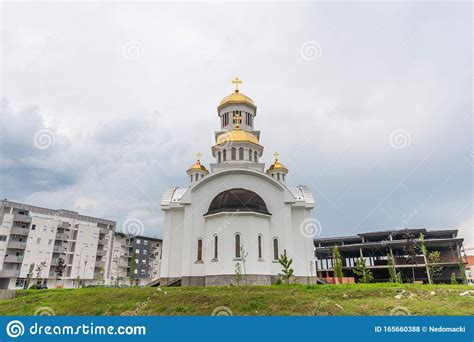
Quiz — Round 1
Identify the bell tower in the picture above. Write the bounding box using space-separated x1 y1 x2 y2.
211 78 264 169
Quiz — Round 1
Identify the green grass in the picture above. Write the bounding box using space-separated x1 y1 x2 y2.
0 283 472 316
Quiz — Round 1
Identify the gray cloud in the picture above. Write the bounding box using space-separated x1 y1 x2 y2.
0 2 471 241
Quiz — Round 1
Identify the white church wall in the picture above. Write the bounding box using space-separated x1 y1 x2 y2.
160 209 184 279
203 213 271 277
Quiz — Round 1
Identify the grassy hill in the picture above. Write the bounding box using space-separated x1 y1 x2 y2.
0 283 472 316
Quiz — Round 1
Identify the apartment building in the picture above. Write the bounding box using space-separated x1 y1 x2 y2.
110 233 162 286
0 200 115 289
314 228 466 284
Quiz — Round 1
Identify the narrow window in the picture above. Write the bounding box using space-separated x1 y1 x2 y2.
231 148 236 160
223 149 226 161
214 235 218 259
254 151 258 162
249 149 252 161
195 174 198 181
277 173 280 181
239 147 244 160
258 235 262 259
197 239 203 261
218 151 222 163
273 238 279 260
235 234 241 258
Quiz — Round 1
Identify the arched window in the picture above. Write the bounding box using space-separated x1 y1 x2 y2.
197 239 203 261
277 173 280 181
214 235 218 259
218 151 222 163
195 174 198 182
223 149 227 161
254 151 258 162
231 148 236 160
235 234 241 258
190 175 193 182
273 238 279 260
258 235 262 259
248 149 252 161
239 147 244 160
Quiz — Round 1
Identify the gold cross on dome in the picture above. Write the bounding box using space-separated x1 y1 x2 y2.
232 77 242 93
234 113 241 129
196 152 202 161
274 152 280 161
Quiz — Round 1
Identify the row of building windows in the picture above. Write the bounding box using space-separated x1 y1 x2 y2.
217 148 258 163
196 235 280 262
221 111 253 127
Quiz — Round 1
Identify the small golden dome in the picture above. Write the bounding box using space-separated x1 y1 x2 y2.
267 153 288 173
188 153 208 172
189 161 207 171
215 128 261 146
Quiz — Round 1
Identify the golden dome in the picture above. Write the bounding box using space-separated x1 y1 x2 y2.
215 128 261 146
219 92 255 107
267 153 288 173
219 77 255 108
188 153 208 172
189 161 207 171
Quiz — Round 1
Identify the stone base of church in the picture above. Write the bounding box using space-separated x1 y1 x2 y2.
161 275 321 286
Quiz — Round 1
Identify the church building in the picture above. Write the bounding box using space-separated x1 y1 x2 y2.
160 78 317 286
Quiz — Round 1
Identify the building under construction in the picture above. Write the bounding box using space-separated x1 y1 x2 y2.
313 229 466 284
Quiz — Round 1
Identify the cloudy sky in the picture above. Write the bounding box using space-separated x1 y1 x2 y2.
1 2 472 245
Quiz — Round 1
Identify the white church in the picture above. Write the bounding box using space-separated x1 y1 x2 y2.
160 78 317 286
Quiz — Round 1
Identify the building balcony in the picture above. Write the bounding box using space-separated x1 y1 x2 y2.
1 269 20 277
95 261 105 268
53 245 66 253
96 250 106 256
13 214 31 223
11 227 29 236
99 227 109 235
7 241 26 249
55 233 70 240
58 222 70 229
98 238 108 245
4 255 24 263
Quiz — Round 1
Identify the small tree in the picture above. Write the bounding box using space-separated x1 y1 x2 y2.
129 250 137 286
354 257 373 283
403 229 419 283
278 249 294 285
458 262 467 285
234 262 242 286
55 257 67 287
396 272 403 284
34 261 47 287
419 233 432 284
113 255 120 286
450 272 457 285
332 245 343 284
240 246 248 286
26 263 35 289
426 251 443 283
387 254 397 283
96 267 105 285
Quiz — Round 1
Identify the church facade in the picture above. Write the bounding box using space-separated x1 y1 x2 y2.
160 78 317 286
